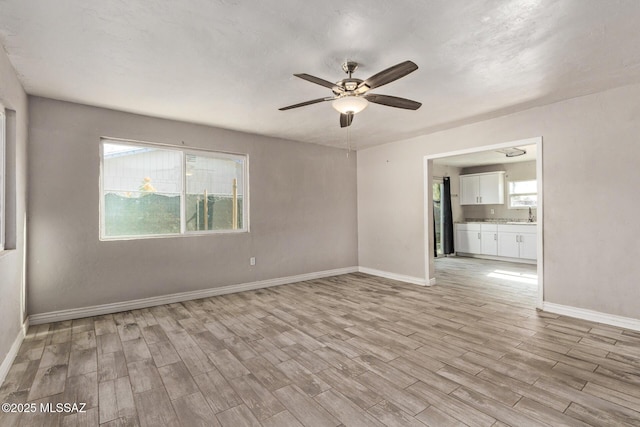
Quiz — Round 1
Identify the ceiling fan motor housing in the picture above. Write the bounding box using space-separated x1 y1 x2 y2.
342 61 359 75
337 78 363 93
337 62 364 93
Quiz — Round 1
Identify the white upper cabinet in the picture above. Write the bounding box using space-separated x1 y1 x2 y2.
459 172 505 205
460 175 480 205
478 173 504 204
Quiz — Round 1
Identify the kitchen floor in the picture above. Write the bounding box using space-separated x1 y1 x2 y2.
434 256 538 306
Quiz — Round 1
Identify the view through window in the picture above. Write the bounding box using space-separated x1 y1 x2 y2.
508 179 537 209
101 140 247 239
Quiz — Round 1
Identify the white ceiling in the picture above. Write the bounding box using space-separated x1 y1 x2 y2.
1 1 640 149
434 144 537 168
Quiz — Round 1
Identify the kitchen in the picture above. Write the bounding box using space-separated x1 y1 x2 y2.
432 143 539 265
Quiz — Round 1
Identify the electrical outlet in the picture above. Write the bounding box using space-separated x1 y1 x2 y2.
490 209 495 214
249 257 256 266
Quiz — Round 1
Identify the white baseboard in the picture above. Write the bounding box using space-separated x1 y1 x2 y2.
29 266 358 325
543 302 640 332
428 277 437 286
0 318 29 388
358 267 427 286
455 252 536 265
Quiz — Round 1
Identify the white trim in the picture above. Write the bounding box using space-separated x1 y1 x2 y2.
424 136 544 308
101 135 248 158
426 137 541 160
28 267 358 325
543 302 640 332
428 277 437 286
423 156 432 286
0 318 29 388
455 252 536 265
359 267 428 286
0 107 5 252
536 138 544 309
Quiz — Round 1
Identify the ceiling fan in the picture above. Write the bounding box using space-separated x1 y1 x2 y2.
279 60 422 128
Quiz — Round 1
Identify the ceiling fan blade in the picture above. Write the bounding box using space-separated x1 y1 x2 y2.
294 73 338 90
279 97 330 111
360 61 418 90
365 94 422 110
340 113 354 128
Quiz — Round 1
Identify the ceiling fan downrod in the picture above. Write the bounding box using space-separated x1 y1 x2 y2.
342 61 359 78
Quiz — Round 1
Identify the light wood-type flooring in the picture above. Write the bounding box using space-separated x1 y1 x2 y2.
2 257 640 426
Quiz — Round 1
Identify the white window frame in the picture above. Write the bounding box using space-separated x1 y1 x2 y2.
508 179 537 209
99 138 249 240
0 106 5 251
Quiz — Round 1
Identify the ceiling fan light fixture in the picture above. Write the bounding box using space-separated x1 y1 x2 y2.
332 96 369 115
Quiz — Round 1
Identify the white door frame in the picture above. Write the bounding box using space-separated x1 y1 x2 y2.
432 177 445 258
423 136 544 309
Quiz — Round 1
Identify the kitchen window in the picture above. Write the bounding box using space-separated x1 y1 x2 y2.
100 139 248 240
508 179 537 209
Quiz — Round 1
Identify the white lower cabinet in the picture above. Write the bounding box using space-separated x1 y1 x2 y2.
519 232 537 260
497 232 520 258
456 224 481 254
456 223 537 261
497 224 537 260
480 224 498 256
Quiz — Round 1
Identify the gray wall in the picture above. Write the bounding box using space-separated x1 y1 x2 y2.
28 97 358 315
461 160 536 221
0 47 28 366
358 82 640 319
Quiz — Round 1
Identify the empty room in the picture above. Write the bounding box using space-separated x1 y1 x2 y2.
1 1 640 426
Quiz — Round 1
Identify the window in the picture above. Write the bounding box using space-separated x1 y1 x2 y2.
100 139 247 239
0 107 5 250
508 179 537 209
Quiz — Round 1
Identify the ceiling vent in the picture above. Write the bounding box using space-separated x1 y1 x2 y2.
496 147 526 157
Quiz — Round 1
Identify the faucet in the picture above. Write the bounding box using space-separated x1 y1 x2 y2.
528 207 535 223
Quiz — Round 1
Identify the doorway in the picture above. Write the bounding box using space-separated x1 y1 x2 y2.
424 137 544 308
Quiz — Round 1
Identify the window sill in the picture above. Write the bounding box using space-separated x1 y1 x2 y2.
99 229 250 242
